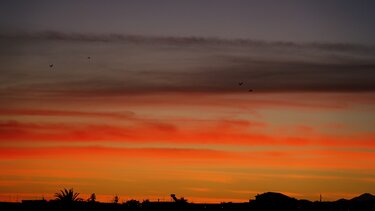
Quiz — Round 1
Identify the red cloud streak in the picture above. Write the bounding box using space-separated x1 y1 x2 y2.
0 120 374 149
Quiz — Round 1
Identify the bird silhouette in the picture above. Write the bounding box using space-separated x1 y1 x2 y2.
49 64 54 68
248 89 253 92
238 82 244 86
87 56 91 59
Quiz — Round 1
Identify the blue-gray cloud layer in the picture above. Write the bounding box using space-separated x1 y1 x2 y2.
1 0 375 44
1 32 375 97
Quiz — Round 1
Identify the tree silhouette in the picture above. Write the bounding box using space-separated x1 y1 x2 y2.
54 188 82 202
125 199 141 208
113 195 119 204
87 193 96 203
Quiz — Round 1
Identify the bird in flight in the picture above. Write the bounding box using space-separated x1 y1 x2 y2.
238 82 244 86
248 89 254 92
49 64 54 68
87 56 91 59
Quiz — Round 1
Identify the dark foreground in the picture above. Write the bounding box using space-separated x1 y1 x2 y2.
1 192 375 211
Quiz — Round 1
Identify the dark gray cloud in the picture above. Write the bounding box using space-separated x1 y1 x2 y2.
2 31 375 54
0 31 375 98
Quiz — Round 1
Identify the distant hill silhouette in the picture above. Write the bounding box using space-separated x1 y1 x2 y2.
255 192 297 202
351 193 375 202
335 198 348 202
253 192 298 210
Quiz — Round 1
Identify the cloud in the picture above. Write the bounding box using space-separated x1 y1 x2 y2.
0 109 135 120
0 146 233 164
0 120 272 145
0 31 375 98
0 146 374 169
2 31 375 54
1 120 374 149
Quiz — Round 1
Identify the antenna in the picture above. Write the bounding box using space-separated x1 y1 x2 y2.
320 194 322 202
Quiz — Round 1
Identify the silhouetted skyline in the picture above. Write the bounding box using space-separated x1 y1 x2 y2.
1 191 375 211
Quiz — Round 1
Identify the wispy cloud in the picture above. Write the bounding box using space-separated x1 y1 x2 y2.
0 146 374 169
1 31 375 98
1 120 374 149
2 31 375 54
0 109 134 120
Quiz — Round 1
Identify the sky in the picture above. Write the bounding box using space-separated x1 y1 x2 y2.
0 0 375 203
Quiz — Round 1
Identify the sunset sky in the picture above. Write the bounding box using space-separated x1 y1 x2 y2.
0 0 375 203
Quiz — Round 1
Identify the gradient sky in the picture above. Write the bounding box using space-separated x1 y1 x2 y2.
0 0 375 203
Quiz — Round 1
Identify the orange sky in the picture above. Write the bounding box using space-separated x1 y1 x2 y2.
0 33 375 203
0 92 374 202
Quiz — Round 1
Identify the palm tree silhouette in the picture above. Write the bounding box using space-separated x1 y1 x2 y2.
54 188 82 202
